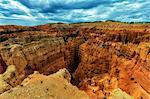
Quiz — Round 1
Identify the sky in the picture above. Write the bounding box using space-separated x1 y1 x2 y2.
0 0 150 26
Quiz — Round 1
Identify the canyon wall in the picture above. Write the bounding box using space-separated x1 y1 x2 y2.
0 22 150 98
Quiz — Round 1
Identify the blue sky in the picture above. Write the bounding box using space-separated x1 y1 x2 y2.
0 0 150 26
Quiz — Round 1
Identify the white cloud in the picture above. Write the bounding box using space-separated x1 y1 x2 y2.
0 0 149 25
10 0 30 14
0 13 5 18
126 2 143 9
0 0 30 14
11 14 37 21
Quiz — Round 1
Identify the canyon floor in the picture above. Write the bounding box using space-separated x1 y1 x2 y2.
0 21 150 99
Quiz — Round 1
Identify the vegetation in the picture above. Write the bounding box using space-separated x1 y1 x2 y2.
73 20 150 24
0 37 8 42
0 28 40 35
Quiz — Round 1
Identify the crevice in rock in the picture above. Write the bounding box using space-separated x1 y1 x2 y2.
0 55 7 74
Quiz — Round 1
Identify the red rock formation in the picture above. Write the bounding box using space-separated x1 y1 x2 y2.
0 37 66 86
0 21 150 98
75 39 150 98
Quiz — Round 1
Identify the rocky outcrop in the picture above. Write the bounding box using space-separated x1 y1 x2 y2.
0 69 89 99
0 21 150 98
0 37 66 86
75 39 150 98
0 65 16 94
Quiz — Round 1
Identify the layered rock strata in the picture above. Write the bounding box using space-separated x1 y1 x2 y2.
75 39 150 99
0 22 150 98
0 37 66 86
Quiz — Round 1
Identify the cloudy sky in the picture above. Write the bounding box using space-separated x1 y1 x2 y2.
0 0 150 26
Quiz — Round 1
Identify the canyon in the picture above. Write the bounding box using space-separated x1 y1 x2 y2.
0 21 150 99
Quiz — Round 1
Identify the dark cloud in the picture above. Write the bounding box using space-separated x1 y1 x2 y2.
0 7 26 15
0 0 149 26
18 0 117 13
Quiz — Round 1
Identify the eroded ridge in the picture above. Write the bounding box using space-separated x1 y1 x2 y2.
0 22 150 99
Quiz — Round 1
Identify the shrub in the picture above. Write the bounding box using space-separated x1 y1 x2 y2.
0 37 8 42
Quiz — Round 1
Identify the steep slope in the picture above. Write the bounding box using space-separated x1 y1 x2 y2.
0 37 66 86
75 39 150 99
0 69 89 99
0 21 150 98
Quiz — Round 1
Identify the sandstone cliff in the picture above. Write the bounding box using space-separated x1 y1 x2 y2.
0 37 66 86
0 21 150 99
75 39 150 99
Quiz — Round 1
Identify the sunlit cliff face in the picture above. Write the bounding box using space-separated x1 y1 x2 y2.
0 21 150 99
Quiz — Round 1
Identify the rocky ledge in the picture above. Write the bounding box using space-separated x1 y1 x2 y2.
0 21 150 99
